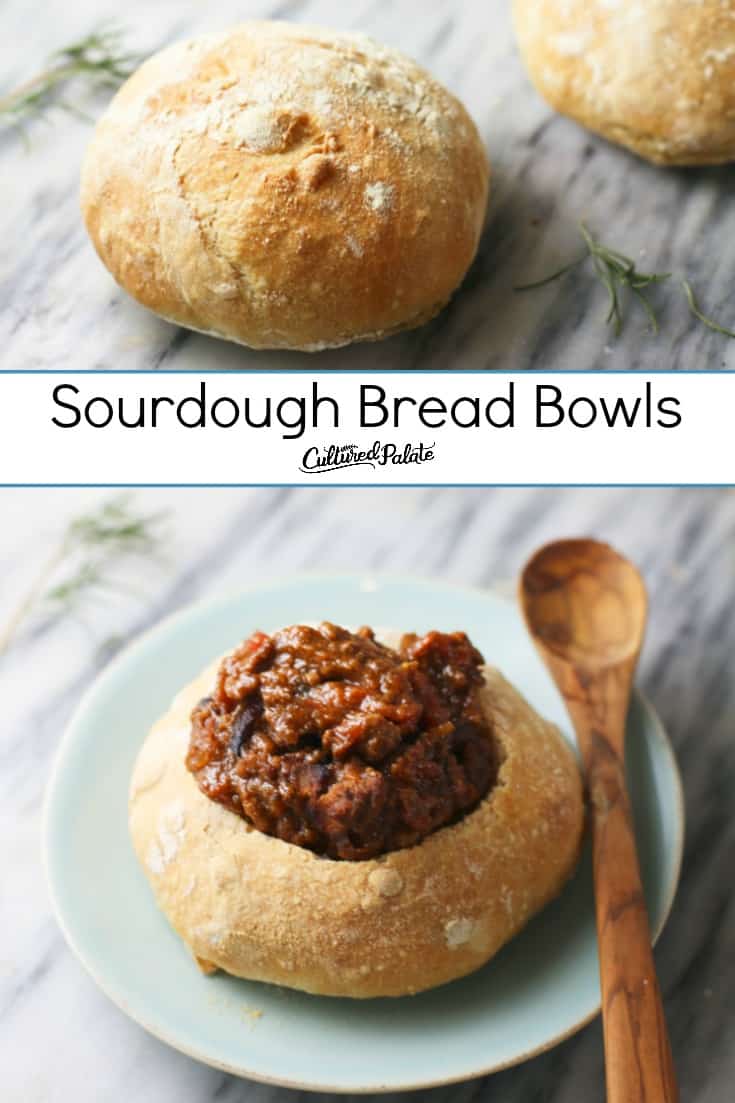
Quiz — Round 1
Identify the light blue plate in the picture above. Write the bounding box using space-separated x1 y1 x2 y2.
44 574 684 1094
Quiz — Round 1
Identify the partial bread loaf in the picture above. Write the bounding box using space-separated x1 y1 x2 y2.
129 637 584 999
80 22 490 351
513 0 735 166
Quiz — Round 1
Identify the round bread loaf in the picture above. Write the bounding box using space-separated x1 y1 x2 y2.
129 634 584 998
513 0 735 166
80 22 490 351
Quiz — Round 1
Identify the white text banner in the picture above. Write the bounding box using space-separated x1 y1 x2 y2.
0 372 729 485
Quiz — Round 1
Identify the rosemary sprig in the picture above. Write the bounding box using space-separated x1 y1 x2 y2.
0 28 141 132
0 494 168 657
517 222 735 341
516 222 671 335
682 280 735 339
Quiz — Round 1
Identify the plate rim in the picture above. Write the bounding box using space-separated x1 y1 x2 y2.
43 571 686 1094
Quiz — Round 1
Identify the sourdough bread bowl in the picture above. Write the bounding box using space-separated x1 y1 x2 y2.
513 0 735 166
81 22 490 350
129 626 584 998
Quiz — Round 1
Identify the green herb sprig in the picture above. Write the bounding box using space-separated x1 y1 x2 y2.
0 494 169 657
0 28 142 133
682 280 735 339
516 222 735 340
516 222 671 334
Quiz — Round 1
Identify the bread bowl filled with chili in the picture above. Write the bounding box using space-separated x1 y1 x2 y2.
129 623 584 998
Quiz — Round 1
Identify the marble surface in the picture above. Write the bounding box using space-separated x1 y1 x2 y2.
3 0 735 373
1 486 734 1102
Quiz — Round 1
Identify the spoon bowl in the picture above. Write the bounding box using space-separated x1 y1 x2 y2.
520 538 647 671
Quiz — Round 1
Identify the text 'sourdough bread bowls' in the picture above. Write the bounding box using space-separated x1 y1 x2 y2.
130 625 584 998
81 22 490 351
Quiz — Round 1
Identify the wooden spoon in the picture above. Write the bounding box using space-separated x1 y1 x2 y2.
519 538 677 1103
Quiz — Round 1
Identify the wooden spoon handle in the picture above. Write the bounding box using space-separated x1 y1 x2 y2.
587 734 678 1103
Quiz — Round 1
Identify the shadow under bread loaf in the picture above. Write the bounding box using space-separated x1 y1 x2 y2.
513 0 735 166
129 626 584 998
80 22 490 351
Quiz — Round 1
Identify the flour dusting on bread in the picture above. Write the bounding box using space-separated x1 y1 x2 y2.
514 0 735 165
81 21 489 350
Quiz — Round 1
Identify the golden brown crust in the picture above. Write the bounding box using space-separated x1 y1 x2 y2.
513 0 735 166
129 632 584 998
80 22 490 350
